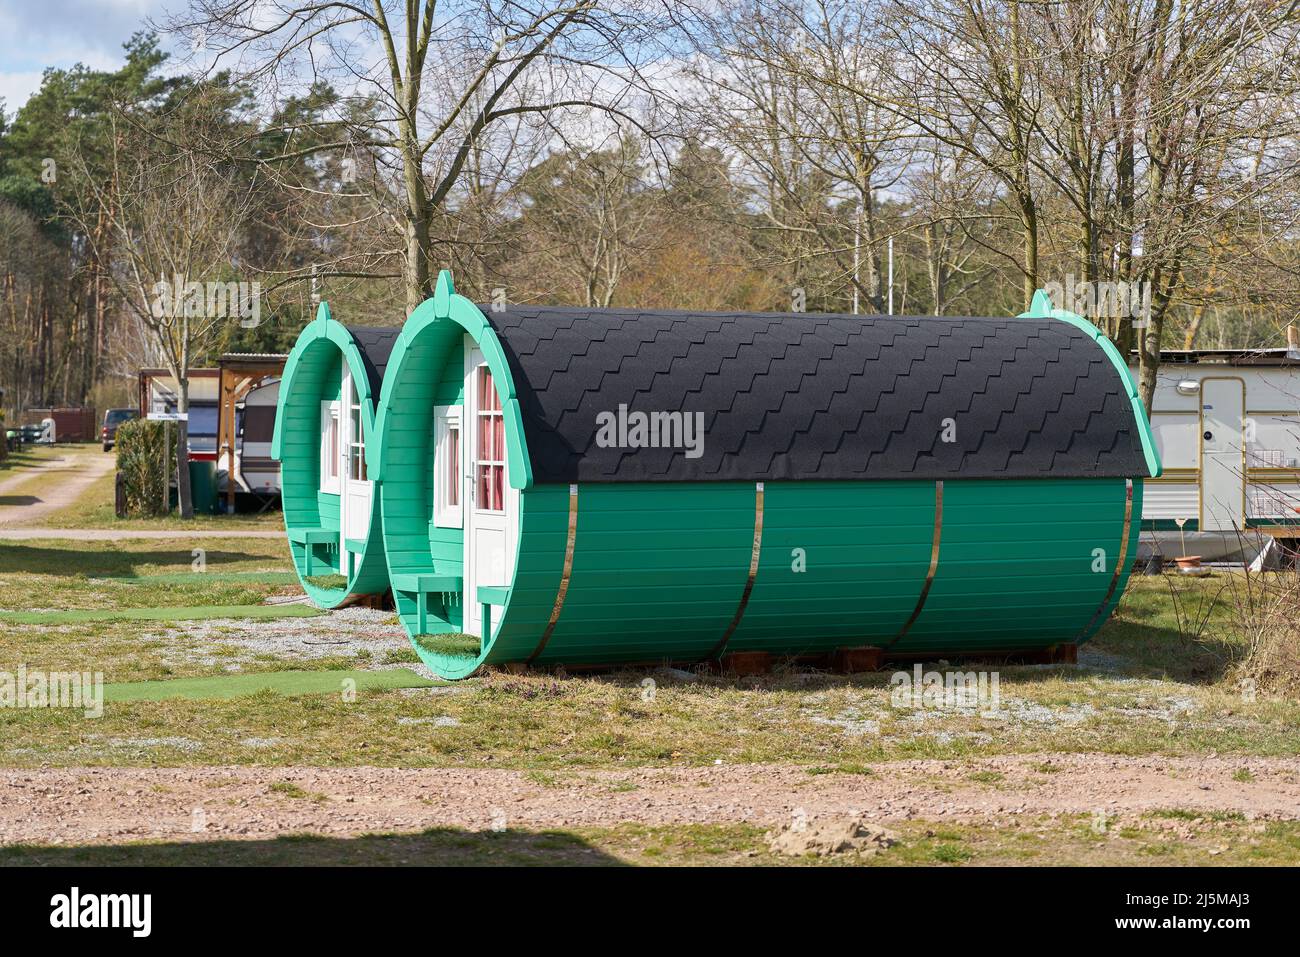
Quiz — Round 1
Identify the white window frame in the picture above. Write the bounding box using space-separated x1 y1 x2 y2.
474 364 506 514
433 405 463 528
320 399 341 494
347 384 367 483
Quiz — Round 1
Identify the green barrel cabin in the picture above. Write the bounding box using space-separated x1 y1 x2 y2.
272 303 400 607
365 273 1160 680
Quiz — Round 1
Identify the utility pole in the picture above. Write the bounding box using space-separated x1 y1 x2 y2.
887 236 895 315
852 198 863 315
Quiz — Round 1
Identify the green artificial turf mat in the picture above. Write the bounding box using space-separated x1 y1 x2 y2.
95 571 301 586
103 668 441 702
0 604 322 624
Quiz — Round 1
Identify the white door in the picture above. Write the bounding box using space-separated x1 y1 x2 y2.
1200 378 1245 532
464 338 518 636
340 364 373 574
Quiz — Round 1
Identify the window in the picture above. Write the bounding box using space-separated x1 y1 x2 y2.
348 390 367 482
475 365 505 512
433 406 462 528
320 400 340 493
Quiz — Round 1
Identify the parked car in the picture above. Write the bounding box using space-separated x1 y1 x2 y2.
101 408 138 451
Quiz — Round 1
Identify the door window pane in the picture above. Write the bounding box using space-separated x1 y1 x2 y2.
475 364 505 512
447 425 460 507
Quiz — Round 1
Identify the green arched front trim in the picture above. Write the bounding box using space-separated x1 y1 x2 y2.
274 301 388 608
370 271 532 486
1020 289 1162 479
369 271 539 680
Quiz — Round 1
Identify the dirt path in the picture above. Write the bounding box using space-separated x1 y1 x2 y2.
0 528 284 540
2 755 1297 846
0 449 114 527
0 455 73 497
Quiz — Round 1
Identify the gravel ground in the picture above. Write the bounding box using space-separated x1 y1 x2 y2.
145 606 432 676
1 754 1296 845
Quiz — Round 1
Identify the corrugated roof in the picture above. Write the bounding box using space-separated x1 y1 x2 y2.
484 307 1152 483
1134 347 1300 366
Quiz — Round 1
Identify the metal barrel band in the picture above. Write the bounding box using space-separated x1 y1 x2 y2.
526 483 579 665
708 481 765 661
886 479 944 651
1077 478 1135 641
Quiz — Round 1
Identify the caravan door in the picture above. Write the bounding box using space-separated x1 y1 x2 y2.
1200 377 1245 533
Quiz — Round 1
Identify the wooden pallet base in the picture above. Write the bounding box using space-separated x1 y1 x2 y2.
831 646 884 673
1014 643 1078 665
492 642 1078 679
718 651 773 676
347 591 393 611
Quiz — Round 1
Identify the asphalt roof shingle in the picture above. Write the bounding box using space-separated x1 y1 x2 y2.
482 307 1151 483
346 326 402 399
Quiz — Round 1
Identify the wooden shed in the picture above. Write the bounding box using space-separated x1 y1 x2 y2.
272 304 399 607
366 274 1160 679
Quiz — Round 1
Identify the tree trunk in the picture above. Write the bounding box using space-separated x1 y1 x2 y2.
1136 293 1169 413
1021 198 1039 307
176 377 194 519
403 161 433 315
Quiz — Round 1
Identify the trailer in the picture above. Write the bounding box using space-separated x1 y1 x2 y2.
1132 347 1300 563
137 369 220 461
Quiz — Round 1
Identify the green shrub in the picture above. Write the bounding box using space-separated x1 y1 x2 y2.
115 419 170 517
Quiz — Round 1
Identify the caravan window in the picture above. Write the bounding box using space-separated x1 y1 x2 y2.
187 404 219 452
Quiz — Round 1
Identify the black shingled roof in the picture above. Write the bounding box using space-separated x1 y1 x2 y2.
481 307 1153 483
346 326 401 399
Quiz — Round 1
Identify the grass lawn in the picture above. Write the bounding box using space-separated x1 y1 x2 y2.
0 536 294 608
0 536 1298 866
32 447 283 530
3 815 1298 866
0 540 1296 771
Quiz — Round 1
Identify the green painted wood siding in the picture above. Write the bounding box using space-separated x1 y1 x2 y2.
380 323 466 634
275 311 388 607
398 476 1140 678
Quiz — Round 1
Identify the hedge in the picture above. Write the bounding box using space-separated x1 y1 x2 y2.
115 419 170 517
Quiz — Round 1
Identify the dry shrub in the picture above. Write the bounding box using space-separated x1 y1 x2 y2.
1222 556 1300 696
1233 574 1300 699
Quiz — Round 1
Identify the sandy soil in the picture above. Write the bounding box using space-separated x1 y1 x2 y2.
2 755 1297 846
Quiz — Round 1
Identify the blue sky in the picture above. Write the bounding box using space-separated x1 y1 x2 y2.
0 0 173 113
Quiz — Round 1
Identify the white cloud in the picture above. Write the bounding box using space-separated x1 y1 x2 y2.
0 71 46 113
0 0 171 112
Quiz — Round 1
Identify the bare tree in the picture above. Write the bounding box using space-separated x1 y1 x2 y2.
168 1 674 313
510 132 662 306
67 94 264 517
682 0 910 310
